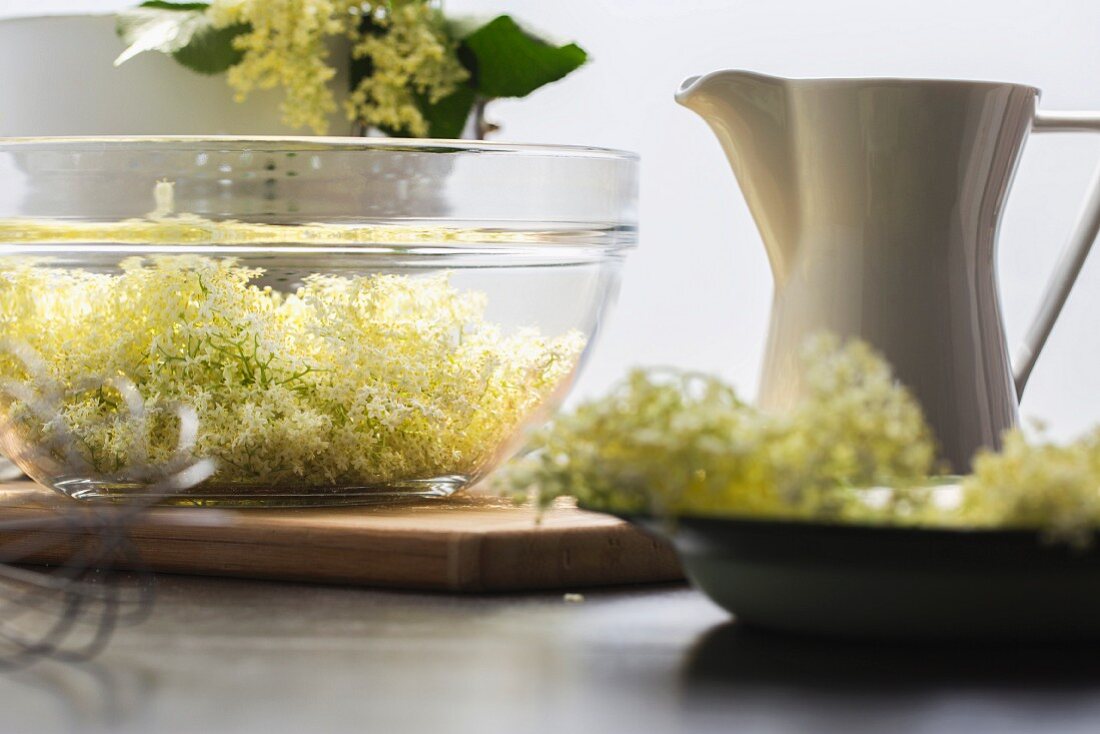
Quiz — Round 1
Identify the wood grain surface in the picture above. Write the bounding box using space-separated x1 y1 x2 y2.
0 482 683 591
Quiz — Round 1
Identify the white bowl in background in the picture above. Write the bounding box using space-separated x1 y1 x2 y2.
0 14 353 137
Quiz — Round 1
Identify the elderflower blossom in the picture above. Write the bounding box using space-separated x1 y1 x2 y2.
209 0 358 134
510 336 938 520
207 0 467 136
958 428 1100 545
346 2 468 136
512 333 1100 543
767 334 940 517
0 256 583 490
507 369 780 516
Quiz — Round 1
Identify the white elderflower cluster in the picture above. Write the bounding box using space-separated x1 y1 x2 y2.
510 336 939 520
959 428 1100 545
347 1 469 136
208 0 466 135
209 0 356 134
0 256 583 490
512 334 1100 542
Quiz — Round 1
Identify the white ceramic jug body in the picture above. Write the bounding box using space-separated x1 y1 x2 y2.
678 71 1100 470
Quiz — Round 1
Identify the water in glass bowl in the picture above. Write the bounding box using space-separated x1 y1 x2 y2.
0 138 638 505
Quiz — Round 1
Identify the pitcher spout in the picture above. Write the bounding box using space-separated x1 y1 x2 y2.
675 70 798 278
676 70 777 109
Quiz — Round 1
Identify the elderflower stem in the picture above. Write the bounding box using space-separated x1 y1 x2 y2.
473 97 500 140
148 180 176 219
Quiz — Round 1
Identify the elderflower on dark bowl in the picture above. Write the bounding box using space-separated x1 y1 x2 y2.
510 336 1100 639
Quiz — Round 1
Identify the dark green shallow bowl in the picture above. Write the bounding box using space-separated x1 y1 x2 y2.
619 513 1100 640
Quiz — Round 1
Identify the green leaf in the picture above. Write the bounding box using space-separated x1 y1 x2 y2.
115 2 245 75
171 22 247 74
445 14 491 41
139 1 209 10
372 87 475 139
458 15 587 99
419 86 476 139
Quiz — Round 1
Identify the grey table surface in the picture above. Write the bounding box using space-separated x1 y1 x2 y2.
2 575 1100 734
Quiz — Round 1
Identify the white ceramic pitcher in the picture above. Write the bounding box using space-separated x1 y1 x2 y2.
677 71 1100 470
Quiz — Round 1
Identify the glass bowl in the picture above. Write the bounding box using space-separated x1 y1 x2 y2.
0 136 637 506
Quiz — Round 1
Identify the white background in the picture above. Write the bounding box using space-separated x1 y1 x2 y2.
3 0 1100 440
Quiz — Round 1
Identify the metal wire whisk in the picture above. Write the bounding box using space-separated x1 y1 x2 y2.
0 350 215 668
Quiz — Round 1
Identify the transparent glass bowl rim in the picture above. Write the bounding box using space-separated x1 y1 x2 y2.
1 135 639 251
0 135 639 161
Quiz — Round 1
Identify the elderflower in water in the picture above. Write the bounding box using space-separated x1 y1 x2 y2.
0 256 583 491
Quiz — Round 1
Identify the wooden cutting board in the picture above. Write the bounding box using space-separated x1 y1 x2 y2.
0 481 683 592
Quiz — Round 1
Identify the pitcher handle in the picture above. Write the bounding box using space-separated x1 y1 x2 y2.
1012 111 1100 398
